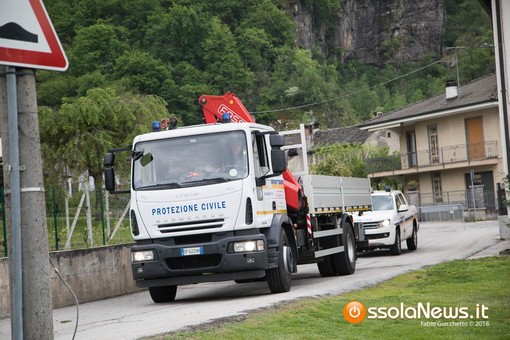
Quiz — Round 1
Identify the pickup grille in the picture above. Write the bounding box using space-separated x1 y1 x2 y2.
158 218 224 233
355 221 381 230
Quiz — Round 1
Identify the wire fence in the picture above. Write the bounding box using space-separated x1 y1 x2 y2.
0 187 132 257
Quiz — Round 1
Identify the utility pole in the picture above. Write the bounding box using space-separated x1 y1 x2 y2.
0 68 54 339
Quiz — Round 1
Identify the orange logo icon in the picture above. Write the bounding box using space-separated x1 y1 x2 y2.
343 301 367 324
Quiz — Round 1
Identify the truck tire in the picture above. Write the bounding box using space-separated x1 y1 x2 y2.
389 228 402 255
149 285 177 303
406 225 418 250
267 228 292 293
333 222 356 275
317 256 336 277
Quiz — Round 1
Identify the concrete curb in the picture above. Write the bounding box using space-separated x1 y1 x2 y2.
467 238 510 259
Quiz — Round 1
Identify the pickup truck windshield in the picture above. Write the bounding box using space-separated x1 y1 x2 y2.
133 131 248 190
371 195 394 211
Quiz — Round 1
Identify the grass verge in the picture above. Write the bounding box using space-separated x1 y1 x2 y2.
150 256 510 340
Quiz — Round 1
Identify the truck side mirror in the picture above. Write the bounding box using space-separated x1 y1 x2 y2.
104 152 116 192
271 149 287 175
104 152 115 167
104 167 116 192
270 134 284 147
270 133 286 175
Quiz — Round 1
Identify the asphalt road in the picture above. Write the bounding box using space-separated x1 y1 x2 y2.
0 220 502 339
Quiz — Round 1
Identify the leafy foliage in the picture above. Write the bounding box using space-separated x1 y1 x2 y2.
40 88 168 187
310 143 389 178
37 0 494 189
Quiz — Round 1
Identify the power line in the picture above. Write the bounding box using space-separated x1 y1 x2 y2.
250 41 494 114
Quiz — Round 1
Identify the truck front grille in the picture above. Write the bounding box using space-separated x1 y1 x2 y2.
158 218 224 234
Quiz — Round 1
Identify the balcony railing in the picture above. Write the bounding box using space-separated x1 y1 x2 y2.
407 189 496 210
365 141 498 174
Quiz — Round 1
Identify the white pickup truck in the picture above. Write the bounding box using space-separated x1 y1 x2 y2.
355 190 419 255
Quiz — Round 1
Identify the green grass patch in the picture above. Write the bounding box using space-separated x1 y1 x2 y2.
152 256 510 340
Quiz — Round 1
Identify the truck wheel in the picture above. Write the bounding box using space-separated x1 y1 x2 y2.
389 228 402 255
149 285 177 303
317 256 336 277
406 225 418 250
267 228 292 293
334 222 356 275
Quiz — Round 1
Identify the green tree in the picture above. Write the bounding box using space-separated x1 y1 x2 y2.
201 17 255 93
311 143 390 178
113 50 173 95
144 6 210 65
239 0 295 48
40 87 169 190
68 23 130 76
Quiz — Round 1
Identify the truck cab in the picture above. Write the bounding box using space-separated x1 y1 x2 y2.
355 190 419 255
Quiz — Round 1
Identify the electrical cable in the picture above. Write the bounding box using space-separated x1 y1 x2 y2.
49 257 79 340
250 40 494 114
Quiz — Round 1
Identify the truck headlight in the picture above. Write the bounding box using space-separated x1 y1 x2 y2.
132 250 156 262
233 240 265 253
378 219 391 228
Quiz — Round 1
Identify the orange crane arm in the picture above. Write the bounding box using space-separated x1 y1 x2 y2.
198 92 255 124
198 92 305 213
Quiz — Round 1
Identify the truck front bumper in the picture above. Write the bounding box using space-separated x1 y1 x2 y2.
131 232 268 287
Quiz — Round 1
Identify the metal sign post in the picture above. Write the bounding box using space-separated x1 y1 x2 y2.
5 65 23 340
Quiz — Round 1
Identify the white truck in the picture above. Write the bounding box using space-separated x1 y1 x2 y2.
104 93 372 302
355 189 419 255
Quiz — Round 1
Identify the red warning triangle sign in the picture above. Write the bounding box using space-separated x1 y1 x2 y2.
0 0 68 71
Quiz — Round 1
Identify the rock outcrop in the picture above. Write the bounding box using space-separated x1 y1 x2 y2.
286 0 445 65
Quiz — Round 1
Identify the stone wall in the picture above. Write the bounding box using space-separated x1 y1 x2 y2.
0 244 141 319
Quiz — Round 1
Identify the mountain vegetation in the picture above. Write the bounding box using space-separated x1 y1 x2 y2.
36 0 494 189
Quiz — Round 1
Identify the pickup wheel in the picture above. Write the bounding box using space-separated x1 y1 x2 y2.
267 228 292 293
334 222 356 275
389 228 402 255
149 285 177 303
406 225 418 250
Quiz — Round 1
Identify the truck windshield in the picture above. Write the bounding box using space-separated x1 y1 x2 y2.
371 195 394 211
132 131 249 190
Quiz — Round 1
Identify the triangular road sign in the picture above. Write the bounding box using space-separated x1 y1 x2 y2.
0 0 68 71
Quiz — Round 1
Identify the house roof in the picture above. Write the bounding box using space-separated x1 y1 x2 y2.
313 126 371 146
358 73 498 128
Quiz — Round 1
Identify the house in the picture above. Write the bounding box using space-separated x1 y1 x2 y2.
358 74 504 215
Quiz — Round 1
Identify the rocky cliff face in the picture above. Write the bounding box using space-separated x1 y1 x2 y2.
287 0 445 65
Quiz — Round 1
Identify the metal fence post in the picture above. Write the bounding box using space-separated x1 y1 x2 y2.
52 187 59 250
1 187 6 257
100 188 106 245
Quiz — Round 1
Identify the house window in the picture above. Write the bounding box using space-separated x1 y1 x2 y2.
432 172 443 203
428 124 440 164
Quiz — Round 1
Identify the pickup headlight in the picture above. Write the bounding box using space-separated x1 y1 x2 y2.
233 240 265 253
132 250 156 262
377 219 391 228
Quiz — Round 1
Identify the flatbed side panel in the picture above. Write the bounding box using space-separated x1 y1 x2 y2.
301 175 372 214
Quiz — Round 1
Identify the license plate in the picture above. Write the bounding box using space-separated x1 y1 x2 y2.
180 246 203 256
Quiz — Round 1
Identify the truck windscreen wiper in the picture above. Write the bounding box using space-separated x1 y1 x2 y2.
181 177 230 185
136 182 181 190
